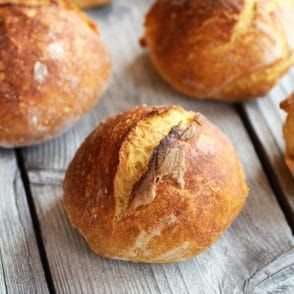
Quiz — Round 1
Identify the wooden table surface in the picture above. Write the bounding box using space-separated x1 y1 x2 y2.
1 1 294 293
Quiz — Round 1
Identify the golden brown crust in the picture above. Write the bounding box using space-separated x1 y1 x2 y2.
281 93 294 113
0 0 111 147
72 0 112 8
281 93 294 176
143 0 294 102
64 105 249 263
0 0 75 8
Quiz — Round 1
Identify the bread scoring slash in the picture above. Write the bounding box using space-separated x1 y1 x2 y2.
64 105 249 263
143 0 294 101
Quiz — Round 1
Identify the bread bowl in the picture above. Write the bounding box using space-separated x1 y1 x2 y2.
280 93 294 176
142 0 294 102
64 105 249 263
0 0 111 147
73 0 112 8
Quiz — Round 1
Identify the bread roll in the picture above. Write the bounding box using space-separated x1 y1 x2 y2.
72 0 112 8
142 0 294 102
281 94 294 176
64 105 248 263
0 0 111 147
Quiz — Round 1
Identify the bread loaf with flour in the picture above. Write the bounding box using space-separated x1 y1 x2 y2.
0 0 111 147
64 105 248 263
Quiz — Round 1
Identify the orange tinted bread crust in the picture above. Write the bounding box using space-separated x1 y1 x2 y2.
72 0 112 8
0 0 111 147
64 105 248 263
143 0 294 101
281 93 294 176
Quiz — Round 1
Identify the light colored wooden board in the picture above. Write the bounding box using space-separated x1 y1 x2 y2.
244 248 294 294
21 0 294 293
0 150 48 293
243 68 294 217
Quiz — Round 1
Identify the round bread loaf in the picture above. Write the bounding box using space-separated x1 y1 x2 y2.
64 105 249 263
281 94 294 176
73 0 111 8
143 0 294 102
0 0 111 147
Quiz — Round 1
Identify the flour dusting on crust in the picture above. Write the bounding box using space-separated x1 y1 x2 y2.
34 62 48 83
47 42 65 60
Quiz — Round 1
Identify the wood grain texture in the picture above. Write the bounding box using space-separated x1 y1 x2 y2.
244 248 294 294
0 150 48 293
243 68 294 224
20 0 294 293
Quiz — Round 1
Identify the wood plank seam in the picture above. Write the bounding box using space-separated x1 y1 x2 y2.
243 247 294 293
236 104 294 231
13 174 39 288
15 149 57 294
0 149 49 293
0 248 8 293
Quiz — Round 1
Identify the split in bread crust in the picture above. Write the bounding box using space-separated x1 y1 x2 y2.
143 0 294 101
64 105 249 263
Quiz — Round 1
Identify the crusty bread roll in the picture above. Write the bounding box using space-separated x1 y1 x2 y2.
0 0 111 147
281 94 294 176
64 105 248 263
142 0 294 102
72 0 111 8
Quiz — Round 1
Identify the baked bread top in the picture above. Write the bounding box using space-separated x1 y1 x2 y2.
64 105 248 263
143 0 294 101
0 0 111 147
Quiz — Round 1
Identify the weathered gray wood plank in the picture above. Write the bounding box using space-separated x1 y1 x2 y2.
21 1 294 293
0 150 48 293
244 248 294 294
243 68 294 223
